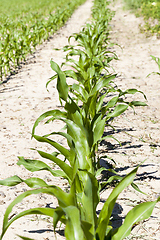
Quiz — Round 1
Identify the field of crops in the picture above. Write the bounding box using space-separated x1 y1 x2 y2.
123 0 160 36
0 0 160 239
0 0 86 82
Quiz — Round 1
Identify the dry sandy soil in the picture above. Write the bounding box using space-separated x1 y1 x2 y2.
0 0 160 239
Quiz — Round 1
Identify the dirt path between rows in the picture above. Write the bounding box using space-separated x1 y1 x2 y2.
0 0 160 239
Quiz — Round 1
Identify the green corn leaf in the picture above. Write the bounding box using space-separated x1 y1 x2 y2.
6 208 55 237
89 74 116 97
0 175 24 187
131 182 147 195
0 175 48 188
71 83 88 102
105 96 119 109
151 55 160 71
46 73 57 90
17 235 36 240
17 157 69 179
1 187 74 239
81 221 93 240
32 134 70 159
96 166 139 240
112 197 160 240
32 109 67 136
95 167 107 178
96 92 108 112
63 206 86 240
87 65 95 79
81 171 99 230
106 104 128 120
33 113 90 170
101 135 121 146
43 131 72 145
118 88 147 100
64 69 79 81
50 60 68 101
87 94 98 119
61 118 91 170
36 150 73 180
93 118 105 146
130 101 147 106
53 207 65 231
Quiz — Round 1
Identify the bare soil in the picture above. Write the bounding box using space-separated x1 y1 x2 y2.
0 0 160 239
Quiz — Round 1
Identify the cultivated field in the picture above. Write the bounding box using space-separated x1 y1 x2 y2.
0 0 160 239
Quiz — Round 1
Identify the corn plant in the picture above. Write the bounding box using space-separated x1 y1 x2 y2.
48 61 147 172
47 0 147 171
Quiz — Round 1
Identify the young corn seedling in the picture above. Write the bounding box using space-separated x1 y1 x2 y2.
150 55 160 75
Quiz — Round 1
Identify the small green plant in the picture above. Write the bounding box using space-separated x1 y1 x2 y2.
147 55 160 77
150 55 160 75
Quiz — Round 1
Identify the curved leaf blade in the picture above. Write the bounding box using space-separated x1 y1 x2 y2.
50 60 68 101
112 197 160 240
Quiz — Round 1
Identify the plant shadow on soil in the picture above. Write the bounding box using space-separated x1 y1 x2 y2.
26 202 124 236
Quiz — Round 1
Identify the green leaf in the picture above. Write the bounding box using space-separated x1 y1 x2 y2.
0 175 23 187
131 182 147 195
36 150 73 180
151 55 160 71
32 109 67 136
105 96 119 109
63 206 86 240
17 157 69 180
112 197 160 240
130 101 147 106
96 166 139 240
106 104 128 120
1 187 74 239
50 60 68 101
0 175 48 188
118 88 147 100
81 171 99 231
61 118 91 171
32 134 70 159
96 92 108 112
53 207 65 231
93 118 105 146
89 74 116 97
17 235 36 240
71 83 88 102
